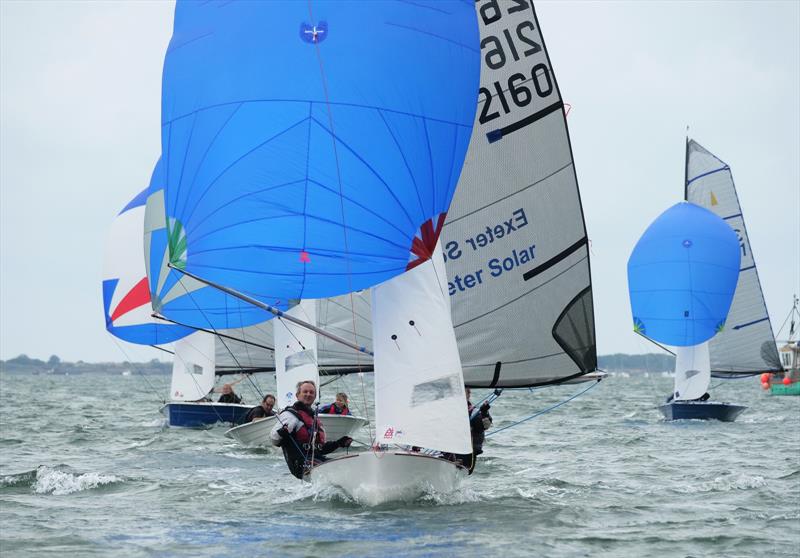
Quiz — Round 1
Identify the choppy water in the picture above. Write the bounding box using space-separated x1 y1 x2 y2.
1 371 798 557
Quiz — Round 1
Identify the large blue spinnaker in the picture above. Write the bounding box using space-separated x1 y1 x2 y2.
159 1 480 327
144 160 270 329
627 202 741 346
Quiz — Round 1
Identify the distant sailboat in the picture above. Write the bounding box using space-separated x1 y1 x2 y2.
627 200 743 421
224 299 369 446
104 183 269 428
684 140 784 382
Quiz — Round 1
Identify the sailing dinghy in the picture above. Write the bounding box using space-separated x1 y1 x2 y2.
155 0 482 500
628 201 744 421
225 299 368 446
684 140 785 396
307 1 601 502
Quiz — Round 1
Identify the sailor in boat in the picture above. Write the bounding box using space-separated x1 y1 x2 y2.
455 388 493 474
212 377 247 404
319 392 352 416
244 394 276 423
270 380 353 479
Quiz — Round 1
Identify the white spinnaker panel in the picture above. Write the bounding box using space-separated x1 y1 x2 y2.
672 342 711 401
274 300 319 410
103 202 154 329
170 330 216 401
443 2 596 387
372 248 471 455
685 140 781 375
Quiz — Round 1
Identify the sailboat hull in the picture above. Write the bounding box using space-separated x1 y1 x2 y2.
225 414 369 447
658 401 746 422
159 402 251 428
305 451 467 506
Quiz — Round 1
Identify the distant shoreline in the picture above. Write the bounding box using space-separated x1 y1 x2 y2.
0 352 676 375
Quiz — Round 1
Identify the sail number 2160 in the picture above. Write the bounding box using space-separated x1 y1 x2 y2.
477 16 554 125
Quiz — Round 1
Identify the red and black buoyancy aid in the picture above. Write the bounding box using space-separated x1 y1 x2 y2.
323 403 350 415
287 403 326 445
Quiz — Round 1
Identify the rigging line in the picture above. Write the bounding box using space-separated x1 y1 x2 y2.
634 331 676 356
109 336 165 405
172 276 264 405
169 263 373 356
149 344 175 356
486 379 601 438
152 313 274 353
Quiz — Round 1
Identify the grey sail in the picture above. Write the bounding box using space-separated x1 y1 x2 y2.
684 139 781 376
214 292 374 375
442 2 596 387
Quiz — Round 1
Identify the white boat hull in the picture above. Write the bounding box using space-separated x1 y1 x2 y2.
305 451 467 506
225 414 369 447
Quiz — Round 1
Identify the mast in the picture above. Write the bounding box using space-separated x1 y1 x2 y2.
684 134 690 201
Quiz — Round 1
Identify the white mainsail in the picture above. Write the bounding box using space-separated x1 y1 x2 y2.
169 330 217 401
685 140 782 376
274 300 319 409
672 343 711 401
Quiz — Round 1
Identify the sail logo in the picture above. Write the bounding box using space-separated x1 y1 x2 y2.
383 427 395 439
300 22 328 44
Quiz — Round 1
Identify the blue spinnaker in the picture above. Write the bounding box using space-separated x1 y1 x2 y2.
159 1 480 327
627 202 741 346
144 160 271 329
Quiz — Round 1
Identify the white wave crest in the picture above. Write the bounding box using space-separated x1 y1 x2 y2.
674 474 766 494
33 466 120 495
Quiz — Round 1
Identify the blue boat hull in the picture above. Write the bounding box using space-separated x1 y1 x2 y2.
160 402 252 428
658 401 746 422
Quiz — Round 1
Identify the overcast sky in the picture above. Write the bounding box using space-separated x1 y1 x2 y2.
1 1 798 363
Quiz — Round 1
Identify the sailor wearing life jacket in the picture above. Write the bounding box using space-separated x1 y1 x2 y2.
455 387 493 474
319 392 352 415
270 380 352 479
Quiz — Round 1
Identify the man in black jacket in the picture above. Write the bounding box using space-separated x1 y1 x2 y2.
269 381 352 479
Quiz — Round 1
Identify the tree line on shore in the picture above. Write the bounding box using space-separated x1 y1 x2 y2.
1 352 675 375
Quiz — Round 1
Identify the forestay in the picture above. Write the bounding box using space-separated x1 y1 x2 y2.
158 1 480 329
684 140 782 376
443 1 596 387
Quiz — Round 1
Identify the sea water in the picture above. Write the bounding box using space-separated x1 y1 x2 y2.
1 371 798 557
